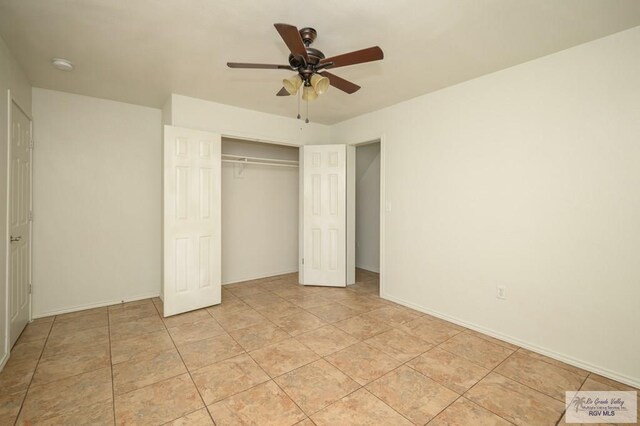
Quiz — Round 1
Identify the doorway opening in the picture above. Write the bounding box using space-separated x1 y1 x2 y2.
354 141 381 291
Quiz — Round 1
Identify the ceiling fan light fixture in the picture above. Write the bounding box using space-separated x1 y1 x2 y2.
302 85 318 101
310 73 330 95
283 74 302 95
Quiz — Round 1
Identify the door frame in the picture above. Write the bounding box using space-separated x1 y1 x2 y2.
347 134 386 297
217 133 304 286
4 90 33 355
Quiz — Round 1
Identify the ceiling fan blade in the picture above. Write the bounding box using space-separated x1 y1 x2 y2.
274 23 310 64
276 87 290 96
319 46 383 69
321 71 360 94
227 62 292 70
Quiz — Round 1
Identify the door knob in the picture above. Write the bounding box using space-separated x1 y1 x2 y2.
10 236 21 243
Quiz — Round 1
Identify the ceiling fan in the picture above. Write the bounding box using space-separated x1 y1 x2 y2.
227 23 384 102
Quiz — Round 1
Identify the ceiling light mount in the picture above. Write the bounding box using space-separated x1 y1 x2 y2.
299 27 317 46
51 58 73 71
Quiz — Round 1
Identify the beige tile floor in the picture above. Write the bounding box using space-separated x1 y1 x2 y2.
0 269 637 425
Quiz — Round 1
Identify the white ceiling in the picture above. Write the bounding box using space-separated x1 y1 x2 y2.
1 0 639 124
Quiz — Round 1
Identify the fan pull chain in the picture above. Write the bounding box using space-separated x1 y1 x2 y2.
297 90 301 120
305 98 309 124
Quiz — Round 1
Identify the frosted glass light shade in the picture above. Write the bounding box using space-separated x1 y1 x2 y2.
302 85 318 101
310 73 330 95
283 74 303 95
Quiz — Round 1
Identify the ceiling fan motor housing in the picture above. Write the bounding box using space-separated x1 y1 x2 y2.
288 28 326 82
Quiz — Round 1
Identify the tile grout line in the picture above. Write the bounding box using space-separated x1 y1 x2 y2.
491 369 576 404
304 332 417 423
363 363 440 425
279 284 416 423
206 283 357 421
12 315 57 425
108 302 221 421
554 370 592 426
154 306 222 426
390 344 470 424
368 289 617 423
208 288 325 419
205 286 312 422
424 395 464 425
18 274 627 426
296 276 404 423
454 341 563 424
270 375 317 422
460 348 521 425
486 342 589 407
319 331 430 424
431 331 507 370
357 327 481 425
107 306 117 425
225 281 489 424
153 299 217 425
15 309 137 422
337 315 515 425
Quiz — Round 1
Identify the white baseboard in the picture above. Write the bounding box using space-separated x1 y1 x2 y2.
381 292 640 389
32 292 161 318
356 265 380 274
222 269 298 286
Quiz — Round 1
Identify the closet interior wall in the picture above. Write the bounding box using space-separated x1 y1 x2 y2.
221 138 300 284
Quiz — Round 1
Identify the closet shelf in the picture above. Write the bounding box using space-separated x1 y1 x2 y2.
222 154 299 168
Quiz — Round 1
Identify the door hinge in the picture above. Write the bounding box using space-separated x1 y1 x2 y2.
28 211 33 221
302 258 304 265
29 138 34 149
29 284 32 294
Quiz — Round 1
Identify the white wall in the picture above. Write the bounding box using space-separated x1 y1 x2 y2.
32 88 162 316
332 27 640 386
355 143 380 272
221 139 298 283
0 35 31 366
168 94 330 146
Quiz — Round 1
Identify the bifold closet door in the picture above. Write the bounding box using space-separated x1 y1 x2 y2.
163 126 221 316
300 145 355 287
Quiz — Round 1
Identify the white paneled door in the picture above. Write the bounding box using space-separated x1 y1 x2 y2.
9 100 32 347
300 145 354 287
163 126 221 317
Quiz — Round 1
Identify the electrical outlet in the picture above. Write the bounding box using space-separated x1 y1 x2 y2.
496 286 506 300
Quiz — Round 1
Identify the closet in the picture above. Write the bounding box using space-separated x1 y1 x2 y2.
221 138 300 284
162 125 374 317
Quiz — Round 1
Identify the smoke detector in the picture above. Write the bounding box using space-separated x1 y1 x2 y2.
51 58 73 71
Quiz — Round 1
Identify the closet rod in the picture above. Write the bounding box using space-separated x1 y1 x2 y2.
221 159 299 168
221 154 298 165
